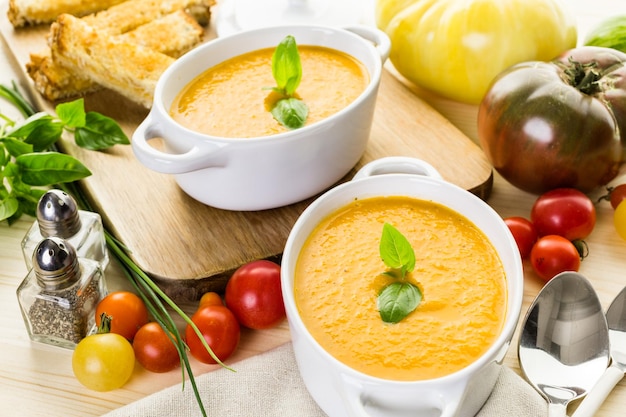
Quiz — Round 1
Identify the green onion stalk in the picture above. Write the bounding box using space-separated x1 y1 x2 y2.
63 181 237 417
0 82 233 417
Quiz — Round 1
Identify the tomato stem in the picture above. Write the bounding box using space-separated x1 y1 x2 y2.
96 313 112 334
597 185 615 204
572 239 590 260
561 58 602 95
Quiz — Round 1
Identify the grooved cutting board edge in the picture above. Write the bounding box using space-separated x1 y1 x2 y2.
0 4 492 301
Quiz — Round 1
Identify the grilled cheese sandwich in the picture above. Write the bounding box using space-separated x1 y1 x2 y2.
8 0 127 27
49 13 175 108
28 10 204 101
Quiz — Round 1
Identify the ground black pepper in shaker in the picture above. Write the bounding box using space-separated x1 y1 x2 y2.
16 237 107 349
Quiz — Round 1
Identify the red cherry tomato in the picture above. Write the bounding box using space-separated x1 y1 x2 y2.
530 188 596 240
530 235 581 282
199 292 224 308
133 322 180 373
95 291 149 341
504 216 537 259
185 305 240 364
609 184 626 209
224 260 286 330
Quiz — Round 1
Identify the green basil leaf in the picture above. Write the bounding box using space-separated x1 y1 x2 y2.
0 195 19 222
7 112 56 139
3 137 33 156
7 208 26 225
272 35 302 96
15 152 92 185
55 98 86 128
15 188 46 218
0 144 7 165
74 111 130 150
3 161 18 178
378 281 422 324
9 178 43 200
382 269 401 279
271 98 308 130
380 223 416 274
25 121 64 151
7 113 64 151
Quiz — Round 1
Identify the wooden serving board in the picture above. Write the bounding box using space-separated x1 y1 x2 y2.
0 2 492 302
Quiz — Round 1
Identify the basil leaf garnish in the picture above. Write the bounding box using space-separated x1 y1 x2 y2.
377 223 422 323
269 35 309 129
272 35 302 96
270 97 309 130
378 281 423 324
380 222 416 276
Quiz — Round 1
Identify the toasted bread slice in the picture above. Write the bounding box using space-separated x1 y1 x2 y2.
28 10 204 101
27 49 100 99
83 0 214 33
7 0 127 27
118 9 203 57
49 13 175 108
184 1 213 26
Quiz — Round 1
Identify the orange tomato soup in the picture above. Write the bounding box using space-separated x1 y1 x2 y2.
294 196 507 381
169 45 368 138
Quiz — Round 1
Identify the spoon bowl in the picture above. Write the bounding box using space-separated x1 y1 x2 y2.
572 286 626 417
518 272 610 417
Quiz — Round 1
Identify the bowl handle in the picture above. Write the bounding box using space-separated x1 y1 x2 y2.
131 114 227 174
352 156 442 181
344 25 391 63
340 373 463 417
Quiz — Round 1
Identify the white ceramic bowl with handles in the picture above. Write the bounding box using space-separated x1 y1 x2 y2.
281 157 524 417
131 25 390 211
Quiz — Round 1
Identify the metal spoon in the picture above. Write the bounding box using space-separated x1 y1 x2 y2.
518 272 610 417
571 286 626 417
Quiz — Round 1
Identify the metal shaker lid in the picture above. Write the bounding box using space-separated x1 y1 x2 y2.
36 189 81 238
33 237 81 290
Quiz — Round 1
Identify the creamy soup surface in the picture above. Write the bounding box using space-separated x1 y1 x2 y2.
169 45 368 138
294 196 508 381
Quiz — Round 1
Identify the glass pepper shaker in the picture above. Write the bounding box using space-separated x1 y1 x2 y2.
21 189 109 272
16 237 108 349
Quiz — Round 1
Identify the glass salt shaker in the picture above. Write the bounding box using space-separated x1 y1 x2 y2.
16 237 107 349
21 189 109 272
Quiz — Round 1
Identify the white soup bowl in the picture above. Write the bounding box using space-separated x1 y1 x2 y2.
132 25 390 211
281 157 524 417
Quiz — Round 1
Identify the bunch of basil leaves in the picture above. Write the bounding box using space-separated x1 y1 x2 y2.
0 83 128 223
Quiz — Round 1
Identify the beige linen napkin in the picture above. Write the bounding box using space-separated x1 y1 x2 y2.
103 342 547 417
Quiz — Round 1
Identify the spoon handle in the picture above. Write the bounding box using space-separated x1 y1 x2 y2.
571 365 624 417
548 403 568 417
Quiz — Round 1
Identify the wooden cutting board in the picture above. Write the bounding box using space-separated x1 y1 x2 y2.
0 2 492 302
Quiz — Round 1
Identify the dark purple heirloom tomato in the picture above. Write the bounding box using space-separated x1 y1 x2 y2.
478 46 626 194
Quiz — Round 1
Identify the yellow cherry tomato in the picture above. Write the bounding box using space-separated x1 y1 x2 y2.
72 316 135 392
614 200 626 241
375 0 577 104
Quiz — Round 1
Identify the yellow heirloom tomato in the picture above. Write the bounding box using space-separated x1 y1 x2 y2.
375 0 577 104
